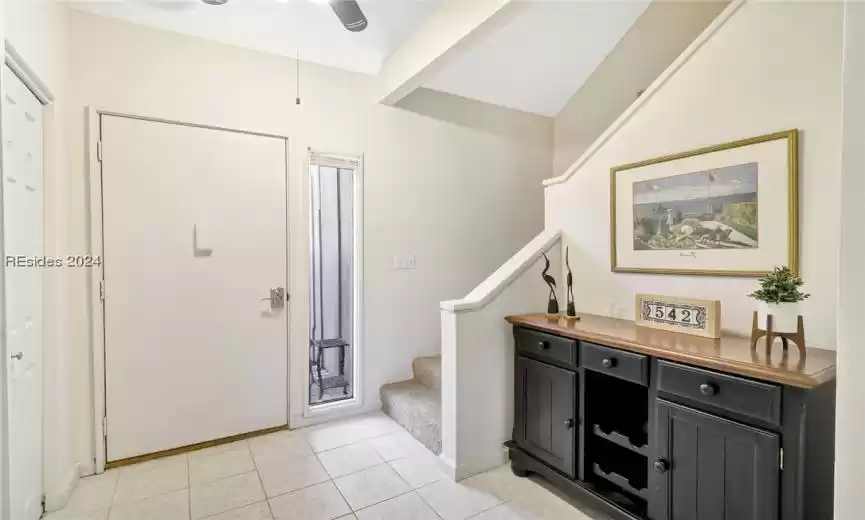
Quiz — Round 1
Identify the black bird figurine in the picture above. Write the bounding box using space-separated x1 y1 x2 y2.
541 253 559 316
565 247 577 319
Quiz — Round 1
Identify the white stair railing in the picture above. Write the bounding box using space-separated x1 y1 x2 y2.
438 229 561 480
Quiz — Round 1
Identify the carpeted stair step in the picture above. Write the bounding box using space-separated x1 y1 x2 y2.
380 379 441 455
412 355 441 390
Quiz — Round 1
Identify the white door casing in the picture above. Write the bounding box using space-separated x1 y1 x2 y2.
99 115 289 462
3 64 44 520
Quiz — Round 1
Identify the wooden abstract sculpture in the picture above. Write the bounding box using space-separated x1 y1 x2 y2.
565 248 578 320
541 253 559 316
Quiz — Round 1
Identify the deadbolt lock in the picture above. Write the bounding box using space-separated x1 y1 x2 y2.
262 287 286 310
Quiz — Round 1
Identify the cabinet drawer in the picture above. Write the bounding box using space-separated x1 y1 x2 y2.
657 360 781 426
581 342 648 386
515 327 577 367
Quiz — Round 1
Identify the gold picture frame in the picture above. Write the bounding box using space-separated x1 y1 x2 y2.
610 129 799 276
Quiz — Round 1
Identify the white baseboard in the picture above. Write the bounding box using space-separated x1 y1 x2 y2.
437 454 459 481
79 457 96 477
437 450 507 482
43 463 80 512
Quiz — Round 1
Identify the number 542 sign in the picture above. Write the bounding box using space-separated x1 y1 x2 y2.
635 293 721 339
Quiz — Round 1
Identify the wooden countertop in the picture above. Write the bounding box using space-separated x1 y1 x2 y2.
505 313 836 389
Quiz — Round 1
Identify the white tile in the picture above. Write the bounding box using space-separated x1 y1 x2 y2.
416 479 501 520
190 443 256 483
346 414 402 439
333 464 411 511
269 481 351 520
506 488 599 520
388 454 447 489
249 431 313 463
108 489 189 520
190 440 246 457
44 508 109 520
206 501 273 520
460 464 543 502
470 503 530 520
256 453 330 498
336 516 358 520
190 471 266 519
354 492 439 520
62 470 119 514
306 414 399 453
318 443 385 479
365 433 427 462
113 456 188 503
305 425 363 453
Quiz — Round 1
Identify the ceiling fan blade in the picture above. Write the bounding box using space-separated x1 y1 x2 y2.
329 0 368 32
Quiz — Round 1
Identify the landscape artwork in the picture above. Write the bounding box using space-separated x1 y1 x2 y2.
632 162 758 251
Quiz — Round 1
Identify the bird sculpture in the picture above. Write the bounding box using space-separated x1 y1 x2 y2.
565 247 576 318
541 253 559 315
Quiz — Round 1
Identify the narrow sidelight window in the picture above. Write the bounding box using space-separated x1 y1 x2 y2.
309 152 361 407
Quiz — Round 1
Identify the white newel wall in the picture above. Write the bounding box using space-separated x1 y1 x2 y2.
545 0 843 347
440 230 560 480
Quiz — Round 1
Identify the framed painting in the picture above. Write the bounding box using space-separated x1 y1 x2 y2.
610 129 798 276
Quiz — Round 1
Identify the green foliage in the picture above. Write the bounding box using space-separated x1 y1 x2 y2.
748 266 810 304
723 202 758 241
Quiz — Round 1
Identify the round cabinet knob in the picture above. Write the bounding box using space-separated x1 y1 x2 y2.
699 383 717 396
564 418 574 429
653 459 669 474
601 358 616 368
538 341 550 350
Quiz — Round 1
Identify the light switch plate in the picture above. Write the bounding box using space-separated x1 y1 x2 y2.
394 254 417 270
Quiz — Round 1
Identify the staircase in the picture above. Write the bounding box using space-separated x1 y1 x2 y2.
380 355 442 455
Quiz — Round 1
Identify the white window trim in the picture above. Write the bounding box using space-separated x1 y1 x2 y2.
303 150 364 420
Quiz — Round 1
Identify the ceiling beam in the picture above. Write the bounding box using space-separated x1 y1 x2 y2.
374 0 528 106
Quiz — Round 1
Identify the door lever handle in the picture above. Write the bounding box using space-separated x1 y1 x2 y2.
10 352 23 361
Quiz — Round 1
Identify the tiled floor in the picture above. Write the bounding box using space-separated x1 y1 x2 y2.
45 412 605 520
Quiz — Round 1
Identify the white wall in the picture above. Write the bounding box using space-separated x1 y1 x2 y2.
834 1 865 516
2 0 76 512
545 1 843 346
553 0 728 174
0 1 8 513
3 0 63 90
64 10 552 472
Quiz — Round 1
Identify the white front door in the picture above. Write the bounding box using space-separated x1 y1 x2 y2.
3 65 44 520
100 115 288 462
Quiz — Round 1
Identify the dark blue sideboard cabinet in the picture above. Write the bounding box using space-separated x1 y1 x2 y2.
504 314 837 520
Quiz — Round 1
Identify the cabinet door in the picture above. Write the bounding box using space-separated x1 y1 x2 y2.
514 356 577 477
649 400 780 520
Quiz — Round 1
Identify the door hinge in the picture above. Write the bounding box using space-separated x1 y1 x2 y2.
99 280 105 302
780 448 784 470
96 140 103 162
102 416 108 438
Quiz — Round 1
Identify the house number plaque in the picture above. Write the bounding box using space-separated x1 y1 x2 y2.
635 293 721 338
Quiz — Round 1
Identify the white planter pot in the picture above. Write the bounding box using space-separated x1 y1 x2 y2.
757 302 800 333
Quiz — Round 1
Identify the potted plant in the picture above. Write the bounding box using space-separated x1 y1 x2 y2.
748 266 809 333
